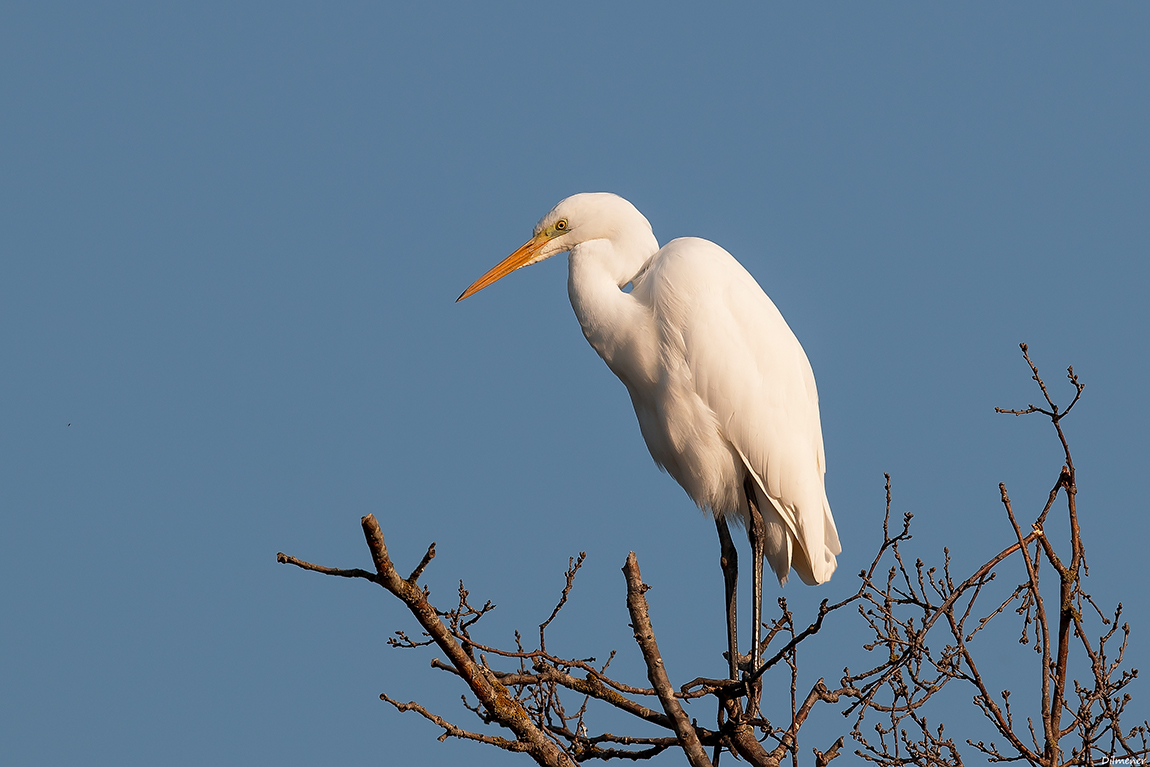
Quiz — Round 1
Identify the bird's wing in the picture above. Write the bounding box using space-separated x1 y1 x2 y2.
644 238 840 583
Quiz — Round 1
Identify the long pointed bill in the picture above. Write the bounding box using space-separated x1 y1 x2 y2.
457 233 549 302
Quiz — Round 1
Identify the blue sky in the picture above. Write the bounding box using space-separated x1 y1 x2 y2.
2 3 1147 764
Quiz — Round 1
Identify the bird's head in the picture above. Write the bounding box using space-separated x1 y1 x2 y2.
457 193 654 302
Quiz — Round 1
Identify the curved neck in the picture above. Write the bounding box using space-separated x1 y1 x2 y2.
566 237 658 387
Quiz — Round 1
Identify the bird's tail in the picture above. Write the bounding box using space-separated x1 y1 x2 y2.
735 446 839 586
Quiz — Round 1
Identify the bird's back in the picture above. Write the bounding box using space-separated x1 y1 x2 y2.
629 237 840 584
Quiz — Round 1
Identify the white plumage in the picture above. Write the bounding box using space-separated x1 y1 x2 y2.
459 192 840 588
628 237 840 586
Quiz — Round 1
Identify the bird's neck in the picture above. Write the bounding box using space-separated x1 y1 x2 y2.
566 238 658 387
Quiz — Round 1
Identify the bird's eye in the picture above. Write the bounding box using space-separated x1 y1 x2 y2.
555 219 568 231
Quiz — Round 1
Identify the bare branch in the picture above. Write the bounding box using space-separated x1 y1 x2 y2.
407 542 436 584
379 692 530 751
622 552 712 767
540 553 586 653
276 552 377 582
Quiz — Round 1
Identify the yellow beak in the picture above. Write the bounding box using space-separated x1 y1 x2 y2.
457 233 549 302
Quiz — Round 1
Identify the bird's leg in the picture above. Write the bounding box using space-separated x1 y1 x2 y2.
714 517 739 682
743 475 766 715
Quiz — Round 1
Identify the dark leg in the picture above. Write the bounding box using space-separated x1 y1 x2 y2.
715 517 739 681
743 475 766 713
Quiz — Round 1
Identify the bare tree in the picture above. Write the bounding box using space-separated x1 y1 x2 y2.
278 345 1147 765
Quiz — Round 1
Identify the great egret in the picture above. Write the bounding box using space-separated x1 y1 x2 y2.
458 193 840 684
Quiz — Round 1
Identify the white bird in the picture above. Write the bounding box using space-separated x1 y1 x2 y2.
458 193 840 682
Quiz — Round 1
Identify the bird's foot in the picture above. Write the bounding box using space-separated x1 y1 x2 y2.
721 650 753 671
